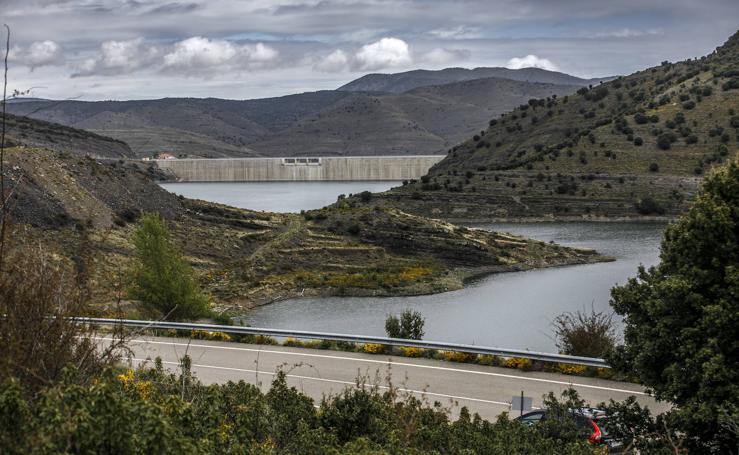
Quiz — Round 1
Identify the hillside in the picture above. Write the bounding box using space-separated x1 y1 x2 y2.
367 31 739 221
4 113 134 159
250 77 577 156
7 67 594 158
338 66 612 93
1 116 606 309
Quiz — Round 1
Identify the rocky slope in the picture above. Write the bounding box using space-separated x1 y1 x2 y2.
368 31 739 221
7 67 595 158
4 113 133 159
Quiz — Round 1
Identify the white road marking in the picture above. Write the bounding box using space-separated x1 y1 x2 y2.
100 337 647 396
130 357 512 407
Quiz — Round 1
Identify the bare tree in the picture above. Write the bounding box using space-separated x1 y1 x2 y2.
0 24 10 270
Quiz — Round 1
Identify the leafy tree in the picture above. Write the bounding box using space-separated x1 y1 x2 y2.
609 159 739 453
385 309 425 340
128 214 209 320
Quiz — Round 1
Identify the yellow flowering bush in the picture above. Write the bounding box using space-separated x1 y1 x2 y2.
442 351 477 363
117 369 152 400
363 343 386 354
477 355 500 366
504 357 532 370
400 347 425 358
191 330 232 342
398 266 434 282
556 363 588 375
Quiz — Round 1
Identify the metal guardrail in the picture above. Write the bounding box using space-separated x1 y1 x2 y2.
78 317 609 368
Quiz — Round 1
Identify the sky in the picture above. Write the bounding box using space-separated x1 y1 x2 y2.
1 0 738 101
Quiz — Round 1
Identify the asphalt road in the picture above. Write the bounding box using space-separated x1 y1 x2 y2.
101 336 669 420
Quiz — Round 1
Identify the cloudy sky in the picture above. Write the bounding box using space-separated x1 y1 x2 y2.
2 0 738 101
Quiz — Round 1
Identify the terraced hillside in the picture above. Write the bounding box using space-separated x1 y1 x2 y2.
2 119 606 310
371 31 739 221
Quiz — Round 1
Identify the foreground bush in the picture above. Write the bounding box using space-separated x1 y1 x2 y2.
0 360 599 454
610 158 739 453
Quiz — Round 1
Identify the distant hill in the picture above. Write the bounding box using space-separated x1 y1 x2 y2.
338 67 613 93
4 113 134 159
7 67 598 158
251 77 578 156
371 30 739 221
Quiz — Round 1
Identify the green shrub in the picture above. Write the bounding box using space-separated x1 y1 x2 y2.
553 307 617 358
657 133 674 150
128 214 210 320
385 309 425 340
634 197 666 215
358 191 372 203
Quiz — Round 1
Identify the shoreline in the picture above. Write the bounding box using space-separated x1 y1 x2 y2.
221 252 614 314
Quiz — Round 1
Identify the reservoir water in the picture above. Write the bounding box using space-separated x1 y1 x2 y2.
159 181 401 213
159 181 666 353
243 222 665 353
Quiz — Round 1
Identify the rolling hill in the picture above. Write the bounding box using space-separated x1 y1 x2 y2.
249 77 578 156
338 66 613 93
7 67 598 158
368 31 739 221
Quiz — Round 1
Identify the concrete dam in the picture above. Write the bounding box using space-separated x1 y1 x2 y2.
156 155 445 182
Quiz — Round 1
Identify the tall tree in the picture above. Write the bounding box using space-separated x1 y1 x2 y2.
129 214 209 320
610 159 739 452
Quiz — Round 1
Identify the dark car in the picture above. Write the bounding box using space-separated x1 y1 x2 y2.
516 408 623 453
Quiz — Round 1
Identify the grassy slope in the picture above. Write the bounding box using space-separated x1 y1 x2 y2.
374 31 739 221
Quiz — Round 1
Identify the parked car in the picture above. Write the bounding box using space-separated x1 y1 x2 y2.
516 407 623 453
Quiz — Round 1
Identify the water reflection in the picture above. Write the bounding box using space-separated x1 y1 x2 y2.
159 181 401 213
243 222 666 352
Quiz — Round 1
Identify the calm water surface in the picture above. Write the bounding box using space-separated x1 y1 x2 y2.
159 181 666 353
159 181 401 213
243 222 666 353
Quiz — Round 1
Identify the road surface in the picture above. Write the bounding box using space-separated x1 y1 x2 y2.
102 336 669 420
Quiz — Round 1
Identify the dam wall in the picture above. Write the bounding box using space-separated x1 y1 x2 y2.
156 155 445 182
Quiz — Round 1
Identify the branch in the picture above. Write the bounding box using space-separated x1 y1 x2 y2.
0 24 10 271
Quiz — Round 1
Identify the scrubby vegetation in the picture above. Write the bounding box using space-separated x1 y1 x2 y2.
0 359 614 454
379 30 739 221
553 307 617 358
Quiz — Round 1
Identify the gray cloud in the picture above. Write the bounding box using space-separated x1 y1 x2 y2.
2 0 737 100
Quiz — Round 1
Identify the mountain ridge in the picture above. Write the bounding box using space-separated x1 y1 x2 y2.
338 66 614 93
7 66 600 158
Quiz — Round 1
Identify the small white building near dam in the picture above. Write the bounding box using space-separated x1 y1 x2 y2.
155 155 445 182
